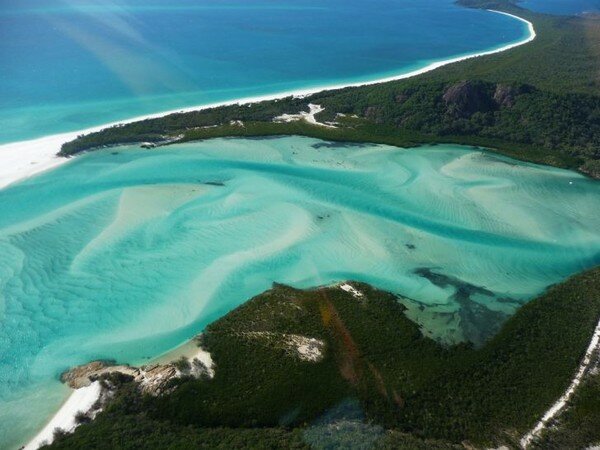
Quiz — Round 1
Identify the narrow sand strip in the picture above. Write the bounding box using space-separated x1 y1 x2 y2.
24 381 102 450
520 317 600 448
0 10 535 191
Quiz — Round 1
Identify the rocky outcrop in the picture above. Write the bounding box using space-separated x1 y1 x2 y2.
442 81 529 118
61 361 178 395
61 361 111 388
61 343 215 396
442 81 496 118
493 84 520 108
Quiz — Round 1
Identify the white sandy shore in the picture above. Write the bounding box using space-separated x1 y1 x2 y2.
520 317 600 448
0 10 535 191
23 341 215 450
148 335 214 376
24 381 102 450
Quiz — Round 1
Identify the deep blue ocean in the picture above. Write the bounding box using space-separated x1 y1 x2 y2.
0 0 528 144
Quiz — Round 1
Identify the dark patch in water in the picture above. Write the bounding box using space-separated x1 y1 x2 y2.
414 267 511 346
237 135 285 141
111 152 119 155
496 296 526 305
414 268 494 297
205 181 225 187
405 243 416 250
311 142 372 149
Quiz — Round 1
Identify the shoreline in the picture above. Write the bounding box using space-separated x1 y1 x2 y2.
23 382 102 450
13 9 538 449
0 9 535 191
520 316 600 448
22 341 215 450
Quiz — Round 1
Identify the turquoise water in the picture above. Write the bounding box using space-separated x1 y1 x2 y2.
1 136 599 448
0 0 529 144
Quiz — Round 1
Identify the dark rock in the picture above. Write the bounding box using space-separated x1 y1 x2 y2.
493 84 519 108
442 81 495 118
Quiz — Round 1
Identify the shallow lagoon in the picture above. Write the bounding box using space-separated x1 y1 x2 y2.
1 136 599 447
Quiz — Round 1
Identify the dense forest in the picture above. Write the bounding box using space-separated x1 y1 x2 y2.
47 267 600 449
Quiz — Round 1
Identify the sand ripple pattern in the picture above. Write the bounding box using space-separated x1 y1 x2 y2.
0 136 599 446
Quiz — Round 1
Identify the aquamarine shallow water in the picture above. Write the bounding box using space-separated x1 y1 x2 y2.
0 0 529 143
1 136 599 448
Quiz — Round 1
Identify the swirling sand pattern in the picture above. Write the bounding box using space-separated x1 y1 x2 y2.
0 136 599 447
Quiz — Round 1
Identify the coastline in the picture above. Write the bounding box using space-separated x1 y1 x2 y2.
12 9 539 449
520 316 600 448
0 9 535 191
22 341 215 450
24 382 102 450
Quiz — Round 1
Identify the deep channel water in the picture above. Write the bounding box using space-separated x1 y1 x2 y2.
1 136 600 447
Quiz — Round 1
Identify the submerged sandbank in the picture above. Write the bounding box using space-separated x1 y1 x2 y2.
0 10 535 191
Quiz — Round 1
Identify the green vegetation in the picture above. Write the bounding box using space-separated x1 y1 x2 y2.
47 267 600 449
532 373 600 449
59 5 600 177
429 4 599 95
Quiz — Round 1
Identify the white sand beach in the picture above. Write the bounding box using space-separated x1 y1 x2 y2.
24 382 102 450
520 317 600 448
0 10 535 191
23 339 216 450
